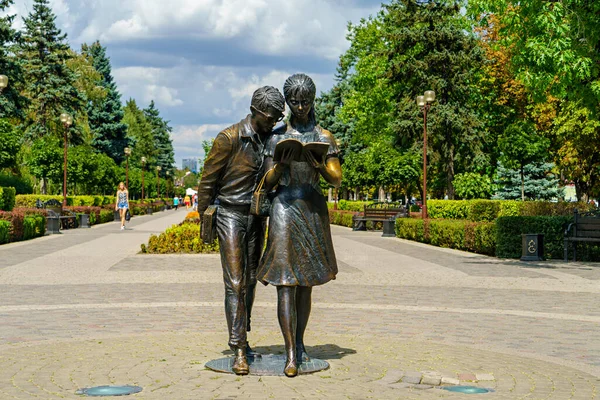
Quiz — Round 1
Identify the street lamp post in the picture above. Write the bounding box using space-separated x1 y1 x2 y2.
417 90 435 219
166 171 170 199
124 147 131 189
141 157 146 203
0 75 8 93
59 113 73 207
156 166 162 199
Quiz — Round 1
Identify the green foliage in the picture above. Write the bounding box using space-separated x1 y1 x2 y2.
427 199 591 221
0 219 9 244
15 194 114 208
23 214 45 240
0 186 16 211
141 221 219 254
20 0 85 138
382 0 486 198
0 0 28 120
123 99 155 168
395 218 496 255
82 41 129 164
468 200 500 222
27 135 63 187
469 0 600 103
0 173 33 194
336 200 373 212
495 216 572 259
144 101 175 176
328 210 355 228
0 209 46 242
427 200 470 220
494 162 563 201
453 172 493 199
0 120 21 170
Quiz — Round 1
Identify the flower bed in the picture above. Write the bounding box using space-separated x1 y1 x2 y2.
141 219 218 254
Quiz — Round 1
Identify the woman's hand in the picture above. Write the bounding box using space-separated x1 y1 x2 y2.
305 151 324 170
278 148 296 166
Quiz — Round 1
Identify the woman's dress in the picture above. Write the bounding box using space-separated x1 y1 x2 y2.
257 124 339 287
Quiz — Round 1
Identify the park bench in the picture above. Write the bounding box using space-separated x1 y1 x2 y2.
352 203 408 231
35 199 78 234
564 208 600 261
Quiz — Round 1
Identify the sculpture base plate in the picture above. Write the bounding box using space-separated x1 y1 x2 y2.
205 355 329 376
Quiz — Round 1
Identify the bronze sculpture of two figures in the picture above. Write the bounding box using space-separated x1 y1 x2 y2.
197 74 342 377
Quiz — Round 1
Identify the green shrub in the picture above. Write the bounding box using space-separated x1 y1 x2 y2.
337 200 373 212
0 220 9 244
395 218 495 255
495 216 572 259
328 210 356 228
99 210 114 224
22 215 45 240
410 204 421 213
428 200 470 219
498 201 522 217
141 221 219 254
468 200 500 222
395 218 426 242
0 174 33 194
0 187 17 211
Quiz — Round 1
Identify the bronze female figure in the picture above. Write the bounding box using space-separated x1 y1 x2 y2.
258 73 342 377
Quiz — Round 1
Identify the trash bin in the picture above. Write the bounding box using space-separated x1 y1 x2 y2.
78 213 90 228
382 218 396 237
521 233 544 261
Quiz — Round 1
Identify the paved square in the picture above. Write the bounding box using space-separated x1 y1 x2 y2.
0 210 598 398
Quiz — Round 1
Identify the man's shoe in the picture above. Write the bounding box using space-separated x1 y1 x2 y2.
232 348 249 375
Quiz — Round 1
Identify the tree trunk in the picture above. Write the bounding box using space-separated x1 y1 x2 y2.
446 151 455 200
378 186 385 202
41 178 47 195
521 165 525 201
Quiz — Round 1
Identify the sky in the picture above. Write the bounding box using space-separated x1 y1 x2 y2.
6 0 386 168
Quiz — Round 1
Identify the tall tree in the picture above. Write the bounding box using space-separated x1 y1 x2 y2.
382 0 486 199
469 0 600 104
19 0 84 138
81 41 129 164
143 100 175 175
123 98 155 167
0 0 28 120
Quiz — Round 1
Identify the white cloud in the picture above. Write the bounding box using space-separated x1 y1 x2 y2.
172 124 228 167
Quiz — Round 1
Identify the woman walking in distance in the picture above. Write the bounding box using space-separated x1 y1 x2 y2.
258 74 342 377
115 182 129 230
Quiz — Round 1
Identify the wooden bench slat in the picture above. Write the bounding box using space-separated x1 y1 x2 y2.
575 230 600 238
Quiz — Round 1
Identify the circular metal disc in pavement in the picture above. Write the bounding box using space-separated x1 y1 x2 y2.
205 354 329 376
75 385 143 396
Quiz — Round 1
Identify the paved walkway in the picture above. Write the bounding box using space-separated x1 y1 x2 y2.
0 210 599 399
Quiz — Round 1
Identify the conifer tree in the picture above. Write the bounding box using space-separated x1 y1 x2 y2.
123 98 155 167
19 0 84 138
382 0 486 199
0 0 27 120
143 101 175 175
82 41 129 164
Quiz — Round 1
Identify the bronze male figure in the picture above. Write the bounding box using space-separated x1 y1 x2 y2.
197 86 286 375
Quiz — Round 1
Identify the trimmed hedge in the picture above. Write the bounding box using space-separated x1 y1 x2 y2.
0 209 46 242
0 220 9 244
0 187 16 211
141 220 219 254
15 195 115 208
428 199 594 221
495 216 572 259
395 218 496 256
328 210 356 228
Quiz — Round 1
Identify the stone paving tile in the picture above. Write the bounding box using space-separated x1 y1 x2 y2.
1 281 599 318
0 332 597 399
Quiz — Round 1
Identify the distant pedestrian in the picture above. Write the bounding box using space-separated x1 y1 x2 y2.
184 195 191 209
192 194 198 211
115 182 129 230
173 195 179 210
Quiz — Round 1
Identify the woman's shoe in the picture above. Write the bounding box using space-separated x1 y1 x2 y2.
284 357 298 377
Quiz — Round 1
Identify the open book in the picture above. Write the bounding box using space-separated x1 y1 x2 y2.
273 138 330 164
